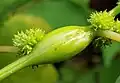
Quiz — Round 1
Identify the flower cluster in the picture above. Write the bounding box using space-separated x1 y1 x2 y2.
88 10 120 47
88 10 120 33
13 28 45 56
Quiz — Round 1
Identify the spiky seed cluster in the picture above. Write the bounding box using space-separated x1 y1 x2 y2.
88 10 120 47
88 11 115 31
13 28 45 56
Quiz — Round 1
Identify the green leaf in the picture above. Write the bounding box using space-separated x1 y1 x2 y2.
70 0 91 13
20 0 89 29
102 41 120 67
100 60 120 83
0 0 32 23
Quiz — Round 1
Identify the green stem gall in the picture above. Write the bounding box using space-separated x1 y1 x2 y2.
0 26 94 81
26 26 94 65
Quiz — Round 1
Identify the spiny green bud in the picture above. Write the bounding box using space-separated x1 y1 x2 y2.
88 11 115 31
88 10 120 47
13 28 45 56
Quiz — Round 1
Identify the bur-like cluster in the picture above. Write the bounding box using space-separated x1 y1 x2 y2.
88 10 120 33
13 28 45 56
88 10 116 31
88 10 120 47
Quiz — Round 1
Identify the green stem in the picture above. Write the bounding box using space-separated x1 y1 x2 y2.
109 3 120 16
96 30 120 42
0 46 18 53
0 55 32 81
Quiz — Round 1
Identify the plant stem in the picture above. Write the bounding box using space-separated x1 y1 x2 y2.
109 3 120 16
0 55 32 81
0 46 18 53
96 30 120 42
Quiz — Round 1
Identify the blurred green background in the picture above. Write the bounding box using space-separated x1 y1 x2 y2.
0 0 120 83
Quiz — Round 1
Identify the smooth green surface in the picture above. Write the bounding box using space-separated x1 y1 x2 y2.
29 26 94 65
22 0 89 28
